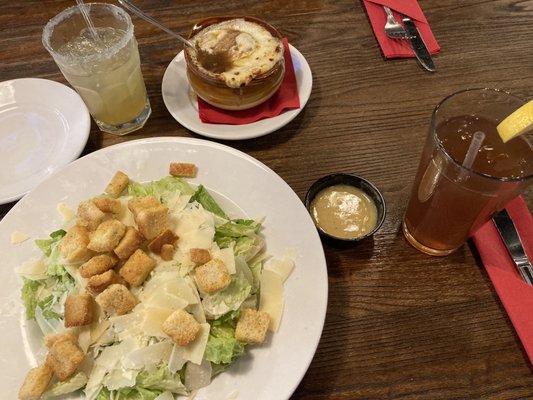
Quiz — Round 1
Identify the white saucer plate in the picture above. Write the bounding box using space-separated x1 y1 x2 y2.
161 45 312 140
0 78 91 204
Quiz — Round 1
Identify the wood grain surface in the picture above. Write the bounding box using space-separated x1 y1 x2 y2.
2 0 533 398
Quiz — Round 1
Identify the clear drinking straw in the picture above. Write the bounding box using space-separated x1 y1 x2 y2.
76 0 99 41
457 130 486 181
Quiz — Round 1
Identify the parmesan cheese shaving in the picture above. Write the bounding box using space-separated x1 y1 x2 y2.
10 231 29 244
123 341 173 371
141 307 174 337
182 323 210 365
264 257 295 283
57 202 75 222
213 247 236 274
175 204 215 252
259 269 284 332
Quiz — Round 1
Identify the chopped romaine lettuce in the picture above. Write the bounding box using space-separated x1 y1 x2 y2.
35 306 63 336
95 388 111 400
214 219 264 262
42 372 88 398
128 176 195 204
248 258 264 294
35 229 66 257
216 235 265 261
215 219 261 238
21 275 71 322
97 385 161 400
205 311 245 365
21 231 74 322
98 364 187 400
136 364 187 394
153 391 175 400
189 185 228 219
21 278 42 319
202 272 252 319
38 294 63 320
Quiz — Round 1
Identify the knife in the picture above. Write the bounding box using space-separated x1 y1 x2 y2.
402 18 436 72
493 209 533 286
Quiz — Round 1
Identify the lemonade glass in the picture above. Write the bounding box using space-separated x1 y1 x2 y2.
42 3 151 135
403 89 533 256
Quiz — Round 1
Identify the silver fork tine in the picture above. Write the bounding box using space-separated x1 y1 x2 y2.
383 6 413 40
384 6 396 27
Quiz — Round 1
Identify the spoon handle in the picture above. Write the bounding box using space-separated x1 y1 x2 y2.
118 0 194 49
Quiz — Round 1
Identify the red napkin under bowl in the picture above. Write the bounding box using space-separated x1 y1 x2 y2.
362 0 440 58
472 196 533 364
198 38 300 125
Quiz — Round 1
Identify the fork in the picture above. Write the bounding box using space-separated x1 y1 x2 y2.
383 6 413 39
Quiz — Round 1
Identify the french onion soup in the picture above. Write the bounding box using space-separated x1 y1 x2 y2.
185 17 285 110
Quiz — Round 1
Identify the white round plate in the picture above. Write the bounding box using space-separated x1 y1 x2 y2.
162 45 312 140
0 137 328 400
0 78 91 204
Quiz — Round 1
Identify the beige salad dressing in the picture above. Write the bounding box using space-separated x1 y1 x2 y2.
311 184 378 239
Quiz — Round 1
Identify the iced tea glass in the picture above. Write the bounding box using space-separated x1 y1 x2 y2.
403 88 533 256
42 3 151 135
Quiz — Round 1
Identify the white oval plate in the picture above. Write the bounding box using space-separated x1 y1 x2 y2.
0 78 91 204
0 137 328 400
161 45 312 140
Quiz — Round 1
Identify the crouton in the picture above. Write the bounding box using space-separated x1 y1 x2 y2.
44 331 78 348
190 248 211 265
92 197 122 214
60 225 92 264
105 171 129 198
235 308 271 344
87 219 126 253
128 195 161 218
79 254 118 278
119 249 156 286
114 226 145 260
136 205 168 240
195 258 231 294
161 309 201 346
160 244 174 261
46 338 85 381
95 284 137 316
169 162 197 177
87 270 125 294
18 363 53 400
76 200 105 231
148 228 178 254
64 294 94 327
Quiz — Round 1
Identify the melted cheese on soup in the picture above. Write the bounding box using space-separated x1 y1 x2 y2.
190 19 283 88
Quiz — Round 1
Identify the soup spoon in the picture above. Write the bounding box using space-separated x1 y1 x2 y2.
118 0 231 73
118 0 193 47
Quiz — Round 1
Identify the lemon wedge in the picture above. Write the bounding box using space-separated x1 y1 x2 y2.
497 100 533 143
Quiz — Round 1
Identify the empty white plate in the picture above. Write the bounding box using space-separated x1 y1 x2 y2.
0 78 91 204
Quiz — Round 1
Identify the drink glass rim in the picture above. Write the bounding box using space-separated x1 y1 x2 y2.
431 87 533 183
42 3 134 65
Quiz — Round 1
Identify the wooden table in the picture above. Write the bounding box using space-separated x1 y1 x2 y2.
2 0 533 398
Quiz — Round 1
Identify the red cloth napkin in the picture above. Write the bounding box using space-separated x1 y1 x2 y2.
362 0 440 58
472 196 533 364
198 38 300 125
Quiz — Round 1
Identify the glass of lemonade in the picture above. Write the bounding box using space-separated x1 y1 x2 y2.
42 3 151 135
403 88 533 256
